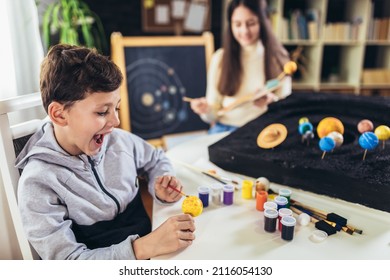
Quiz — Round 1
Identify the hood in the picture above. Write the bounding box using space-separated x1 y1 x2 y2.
15 121 106 171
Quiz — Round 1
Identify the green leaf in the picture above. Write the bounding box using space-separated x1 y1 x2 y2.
41 0 106 52
42 2 56 50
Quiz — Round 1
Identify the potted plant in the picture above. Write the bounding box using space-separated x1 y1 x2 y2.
41 0 107 53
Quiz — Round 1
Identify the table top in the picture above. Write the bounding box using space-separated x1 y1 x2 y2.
152 132 390 260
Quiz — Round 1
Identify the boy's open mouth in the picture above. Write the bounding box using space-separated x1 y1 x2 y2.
93 134 104 144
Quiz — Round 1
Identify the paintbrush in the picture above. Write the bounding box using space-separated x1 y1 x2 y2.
291 200 363 234
293 205 354 235
290 206 337 236
167 185 188 197
291 200 348 226
345 224 363 235
171 158 239 185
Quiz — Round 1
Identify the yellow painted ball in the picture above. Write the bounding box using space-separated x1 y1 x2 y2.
374 125 390 141
317 117 344 139
182 196 203 217
283 61 298 75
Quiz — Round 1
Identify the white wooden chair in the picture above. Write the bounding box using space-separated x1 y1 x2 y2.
0 92 44 259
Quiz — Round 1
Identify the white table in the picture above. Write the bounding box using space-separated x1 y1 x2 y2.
152 132 390 259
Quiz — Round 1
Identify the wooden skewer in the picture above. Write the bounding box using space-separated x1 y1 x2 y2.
182 97 220 112
182 96 193 102
217 82 283 117
362 149 368 161
216 60 298 117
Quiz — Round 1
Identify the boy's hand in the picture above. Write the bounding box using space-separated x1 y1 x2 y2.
132 214 195 259
155 175 183 202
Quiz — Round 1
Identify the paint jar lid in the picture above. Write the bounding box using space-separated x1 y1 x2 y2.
210 183 223 191
264 208 278 219
242 179 254 187
197 186 210 194
281 216 296 226
278 208 293 217
223 184 234 192
279 188 292 197
274 195 288 205
263 201 277 210
310 230 328 243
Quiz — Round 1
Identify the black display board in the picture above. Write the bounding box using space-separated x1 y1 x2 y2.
111 32 214 147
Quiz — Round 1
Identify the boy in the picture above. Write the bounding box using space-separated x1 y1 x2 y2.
16 44 195 259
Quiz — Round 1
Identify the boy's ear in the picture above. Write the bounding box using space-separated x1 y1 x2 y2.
48 102 67 126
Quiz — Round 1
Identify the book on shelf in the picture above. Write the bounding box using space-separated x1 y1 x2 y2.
267 7 280 35
361 69 390 85
284 8 320 41
306 8 320 40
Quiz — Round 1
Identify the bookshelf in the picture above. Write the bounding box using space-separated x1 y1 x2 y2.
267 0 390 95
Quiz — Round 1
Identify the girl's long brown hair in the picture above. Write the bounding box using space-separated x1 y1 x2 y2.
219 0 289 96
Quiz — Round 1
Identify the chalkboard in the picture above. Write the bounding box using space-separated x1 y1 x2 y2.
111 32 214 147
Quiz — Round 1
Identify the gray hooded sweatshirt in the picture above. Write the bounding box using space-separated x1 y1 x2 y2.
16 121 174 259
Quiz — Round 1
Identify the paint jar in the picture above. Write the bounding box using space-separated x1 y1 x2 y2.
274 195 288 210
241 180 253 199
223 184 234 205
278 208 293 231
263 208 278 233
263 201 277 211
256 190 268 211
210 184 223 205
278 188 292 207
198 186 210 208
281 216 297 241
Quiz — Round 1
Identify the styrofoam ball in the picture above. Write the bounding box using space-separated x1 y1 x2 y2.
298 213 311 226
255 177 270 192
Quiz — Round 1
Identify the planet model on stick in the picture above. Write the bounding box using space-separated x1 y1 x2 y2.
374 125 390 149
327 131 344 148
358 132 379 160
317 117 344 139
319 136 336 159
357 119 374 134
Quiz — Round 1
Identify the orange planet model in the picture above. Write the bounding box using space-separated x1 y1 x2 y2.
317 117 344 139
182 196 203 217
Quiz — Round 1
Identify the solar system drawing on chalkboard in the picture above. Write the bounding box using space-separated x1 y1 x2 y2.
123 45 209 140
126 58 188 139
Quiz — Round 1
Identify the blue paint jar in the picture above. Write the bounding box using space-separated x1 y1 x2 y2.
198 186 210 207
